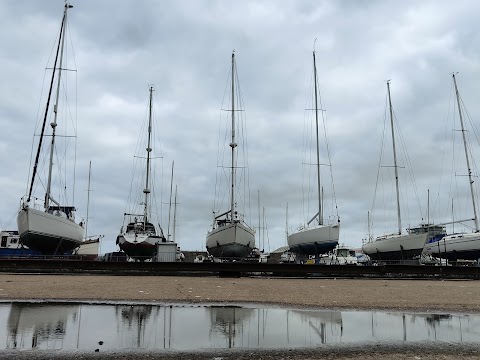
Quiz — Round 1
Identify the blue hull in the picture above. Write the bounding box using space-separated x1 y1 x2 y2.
0 248 42 257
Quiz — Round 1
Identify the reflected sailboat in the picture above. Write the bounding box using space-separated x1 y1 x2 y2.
7 303 79 350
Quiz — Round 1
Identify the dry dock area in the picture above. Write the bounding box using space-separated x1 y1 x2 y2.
1 274 480 360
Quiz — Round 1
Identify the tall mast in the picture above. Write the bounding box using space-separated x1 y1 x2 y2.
427 189 430 226
367 211 371 243
313 51 322 225
85 161 92 238
452 73 479 231
45 3 71 210
143 86 154 224
173 185 177 242
258 190 261 245
387 81 402 235
230 52 237 220
285 203 289 244
167 160 175 239
27 4 70 203
262 206 265 251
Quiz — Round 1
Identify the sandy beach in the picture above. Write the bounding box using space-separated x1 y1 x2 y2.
0 274 479 359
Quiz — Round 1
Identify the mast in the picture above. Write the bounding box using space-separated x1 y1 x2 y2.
367 211 371 243
85 161 92 238
230 52 237 220
143 86 154 225
452 198 455 233
427 189 430 226
452 73 479 231
167 160 174 239
27 4 70 203
387 80 402 235
262 206 265 251
313 51 322 225
285 203 289 245
258 190 261 245
45 3 72 209
173 185 177 242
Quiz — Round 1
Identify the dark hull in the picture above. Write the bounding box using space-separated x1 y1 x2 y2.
206 243 253 259
117 237 157 260
289 241 337 256
428 249 480 261
19 232 76 255
366 248 423 261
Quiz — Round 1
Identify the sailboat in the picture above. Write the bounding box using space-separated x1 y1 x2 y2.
287 51 340 256
77 161 101 257
206 52 255 259
362 81 435 261
423 74 480 261
116 86 167 260
17 3 84 255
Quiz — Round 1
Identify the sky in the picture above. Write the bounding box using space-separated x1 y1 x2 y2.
1 0 480 255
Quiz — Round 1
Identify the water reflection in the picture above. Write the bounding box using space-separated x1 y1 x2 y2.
291 310 343 344
208 306 254 348
6 303 79 349
0 302 479 351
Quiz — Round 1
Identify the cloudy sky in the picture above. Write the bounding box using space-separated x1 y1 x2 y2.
1 0 480 255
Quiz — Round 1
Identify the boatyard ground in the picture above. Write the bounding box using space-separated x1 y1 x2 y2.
0 274 479 359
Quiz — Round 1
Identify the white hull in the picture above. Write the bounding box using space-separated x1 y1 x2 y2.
423 232 480 261
77 239 100 256
362 233 428 261
288 224 340 255
17 207 83 254
206 221 255 258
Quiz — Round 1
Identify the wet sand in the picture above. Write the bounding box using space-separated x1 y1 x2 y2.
0 274 479 359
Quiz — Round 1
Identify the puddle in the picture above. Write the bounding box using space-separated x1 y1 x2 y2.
0 302 479 351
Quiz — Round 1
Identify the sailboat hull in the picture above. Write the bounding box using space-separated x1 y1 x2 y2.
423 233 480 261
288 224 339 256
362 233 428 261
206 222 255 258
117 233 163 260
17 207 83 254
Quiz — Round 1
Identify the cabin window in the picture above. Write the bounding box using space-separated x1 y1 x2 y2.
1 236 7 247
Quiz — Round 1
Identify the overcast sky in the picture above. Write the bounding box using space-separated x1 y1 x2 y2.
1 0 480 255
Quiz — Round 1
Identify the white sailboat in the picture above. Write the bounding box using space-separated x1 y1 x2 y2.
116 86 167 260
423 74 480 261
206 52 255 259
17 3 84 255
362 81 430 261
77 161 101 257
287 51 340 256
